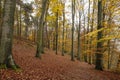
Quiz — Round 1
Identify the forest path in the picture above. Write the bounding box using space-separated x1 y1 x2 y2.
0 40 120 80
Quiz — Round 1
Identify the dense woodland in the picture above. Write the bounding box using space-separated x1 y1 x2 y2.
0 0 120 79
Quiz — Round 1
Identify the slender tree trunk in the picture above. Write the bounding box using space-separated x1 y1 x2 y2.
24 12 29 39
19 5 22 38
89 0 95 64
16 8 20 36
83 19 87 62
71 0 75 61
62 3 65 56
36 0 49 58
53 33 56 50
0 0 18 69
77 11 81 60
55 10 58 55
0 0 2 44
41 1 49 53
34 29 36 42
95 0 103 70
41 25 45 53
82 3 87 62
110 39 117 69
64 27 68 53
86 0 90 63
45 26 50 49
107 39 111 69
107 13 112 69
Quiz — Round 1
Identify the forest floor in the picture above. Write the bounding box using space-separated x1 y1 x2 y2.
0 40 120 80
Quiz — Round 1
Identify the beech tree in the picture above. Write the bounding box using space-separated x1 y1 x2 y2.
0 0 18 69
62 2 65 56
71 0 75 61
35 0 49 58
95 0 103 70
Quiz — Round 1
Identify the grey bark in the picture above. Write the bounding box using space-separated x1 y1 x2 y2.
62 3 65 56
77 11 81 61
36 0 49 58
16 8 19 36
0 0 17 69
71 0 75 61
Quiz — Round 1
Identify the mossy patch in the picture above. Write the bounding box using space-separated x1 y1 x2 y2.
0 64 21 71
0 64 7 69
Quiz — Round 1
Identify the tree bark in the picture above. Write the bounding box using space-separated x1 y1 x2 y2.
77 11 81 61
19 5 22 38
0 0 2 44
24 12 29 39
89 0 95 64
82 1 87 62
16 8 20 36
0 0 18 69
95 0 103 70
36 0 49 58
62 3 65 56
55 10 58 55
71 0 75 61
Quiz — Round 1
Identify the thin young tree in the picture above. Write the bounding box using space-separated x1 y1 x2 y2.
62 2 65 56
19 4 22 38
77 11 81 60
71 0 75 61
82 0 87 62
86 0 90 63
55 9 59 55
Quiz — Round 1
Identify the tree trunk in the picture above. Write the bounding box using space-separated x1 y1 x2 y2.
95 0 103 70
71 0 75 61
16 8 20 36
86 0 90 63
41 25 45 53
41 0 49 53
53 33 56 50
24 12 29 39
36 0 49 58
77 11 81 61
62 3 65 56
107 13 112 69
110 39 117 69
0 0 18 69
0 0 2 44
89 0 95 64
82 2 87 62
64 27 68 52
19 5 22 38
45 25 50 49
55 10 58 55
